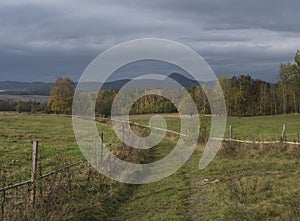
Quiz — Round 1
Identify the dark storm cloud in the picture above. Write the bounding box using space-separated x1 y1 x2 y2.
0 0 299 82
137 0 300 33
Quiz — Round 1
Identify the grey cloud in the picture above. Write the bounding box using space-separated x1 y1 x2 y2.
136 0 300 33
0 0 299 82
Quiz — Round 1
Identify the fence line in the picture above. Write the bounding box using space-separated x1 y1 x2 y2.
223 138 300 145
1 118 299 193
0 160 83 192
115 119 187 137
0 180 32 192
67 115 300 146
113 120 300 145
38 161 83 180
3 116 296 193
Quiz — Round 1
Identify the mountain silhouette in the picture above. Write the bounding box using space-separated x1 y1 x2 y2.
0 73 200 95
167 73 198 87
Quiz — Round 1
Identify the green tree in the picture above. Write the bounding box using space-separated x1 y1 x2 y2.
16 101 32 113
279 62 299 114
218 76 231 115
96 89 116 117
294 50 300 67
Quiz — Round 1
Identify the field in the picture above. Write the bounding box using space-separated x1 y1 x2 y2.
130 113 300 142
0 113 300 220
0 113 119 183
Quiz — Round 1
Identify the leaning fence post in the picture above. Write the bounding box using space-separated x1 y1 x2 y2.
229 125 233 142
281 124 286 143
30 141 38 206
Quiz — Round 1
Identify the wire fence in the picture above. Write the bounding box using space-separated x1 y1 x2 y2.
41 114 300 145
112 118 300 146
0 139 87 220
0 161 83 193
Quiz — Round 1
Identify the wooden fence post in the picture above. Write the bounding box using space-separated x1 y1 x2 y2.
30 141 38 206
100 132 103 162
122 122 125 147
229 125 232 142
281 124 286 143
1 190 5 220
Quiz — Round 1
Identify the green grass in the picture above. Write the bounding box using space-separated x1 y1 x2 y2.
109 134 300 220
0 113 133 220
129 113 300 141
0 113 119 184
111 138 189 220
1 113 300 220
198 143 300 220
226 114 300 141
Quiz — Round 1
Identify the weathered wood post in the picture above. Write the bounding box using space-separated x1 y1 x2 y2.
122 122 125 147
229 125 233 142
30 141 38 206
281 124 286 143
100 132 104 162
1 189 5 220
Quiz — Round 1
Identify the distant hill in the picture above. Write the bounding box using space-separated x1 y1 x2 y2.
0 74 200 95
79 73 199 91
168 73 198 87
0 81 53 95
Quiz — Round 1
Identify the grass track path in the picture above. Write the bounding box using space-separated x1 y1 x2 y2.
109 138 207 221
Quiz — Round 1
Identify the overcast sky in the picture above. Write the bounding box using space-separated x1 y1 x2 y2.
0 0 299 82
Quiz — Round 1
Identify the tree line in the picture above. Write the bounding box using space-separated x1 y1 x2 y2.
92 50 300 117
218 50 300 116
1 51 299 117
0 100 46 113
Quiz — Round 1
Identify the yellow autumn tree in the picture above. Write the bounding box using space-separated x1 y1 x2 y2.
47 77 74 114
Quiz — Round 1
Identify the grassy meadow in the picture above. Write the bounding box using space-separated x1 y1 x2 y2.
0 113 119 183
130 113 300 142
0 113 299 220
